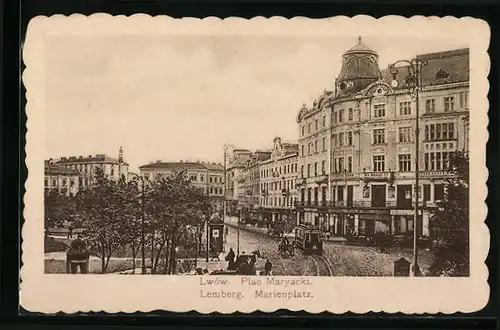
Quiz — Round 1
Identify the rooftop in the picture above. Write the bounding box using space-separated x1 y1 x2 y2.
381 48 469 88
44 161 80 175
344 37 377 56
55 154 129 166
139 161 223 171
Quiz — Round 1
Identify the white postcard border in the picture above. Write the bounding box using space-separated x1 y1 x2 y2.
21 14 490 314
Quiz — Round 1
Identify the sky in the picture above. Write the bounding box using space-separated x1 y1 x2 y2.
44 34 468 172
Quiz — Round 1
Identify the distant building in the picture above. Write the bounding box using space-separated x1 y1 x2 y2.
44 160 81 196
54 147 129 189
225 149 253 215
258 137 298 225
138 160 225 211
242 150 272 220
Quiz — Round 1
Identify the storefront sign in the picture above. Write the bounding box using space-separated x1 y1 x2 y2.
390 209 414 216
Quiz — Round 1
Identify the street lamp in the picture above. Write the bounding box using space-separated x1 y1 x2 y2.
389 57 427 277
139 175 147 274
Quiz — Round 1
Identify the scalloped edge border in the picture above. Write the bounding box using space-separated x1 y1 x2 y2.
21 14 490 315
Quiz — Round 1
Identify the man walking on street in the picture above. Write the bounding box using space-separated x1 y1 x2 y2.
264 259 273 276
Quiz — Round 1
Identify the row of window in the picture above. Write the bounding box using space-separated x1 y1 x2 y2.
300 137 327 157
301 93 467 135
300 115 328 137
261 196 296 208
332 131 354 147
299 184 446 203
307 123 456 149
209 176 223 183
424 152 453 171
300 186 328 203
209 187 223 195
300 160 327 178
333 108 355 123
369 154 412 173
260 179 296 193
332 156 353 173
190 174 223 183
44 178 77 187
260 163 297 178
425 93 468 113
425 122 455 141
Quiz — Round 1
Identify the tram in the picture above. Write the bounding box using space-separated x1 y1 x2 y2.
293 224 323 255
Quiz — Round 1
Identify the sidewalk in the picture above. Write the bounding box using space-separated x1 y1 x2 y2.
225 218 295 239
113 257 229 275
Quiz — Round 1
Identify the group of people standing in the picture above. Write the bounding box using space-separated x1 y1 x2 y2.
224 247 273 276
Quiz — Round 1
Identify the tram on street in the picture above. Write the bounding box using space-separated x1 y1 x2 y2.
293 224 323 255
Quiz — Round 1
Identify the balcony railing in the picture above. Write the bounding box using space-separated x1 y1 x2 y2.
419 170 456 178
294 200 401 209
313 174 329 184
330 172 356 180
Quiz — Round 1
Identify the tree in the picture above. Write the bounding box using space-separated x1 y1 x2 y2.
118 177 142 273
144 170 214 274
44 190 76 236
78 168 133 273
429 151 469 276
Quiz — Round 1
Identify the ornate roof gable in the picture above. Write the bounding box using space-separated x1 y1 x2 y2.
362 81 394 97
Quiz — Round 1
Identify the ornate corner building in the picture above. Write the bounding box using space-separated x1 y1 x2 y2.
296 38 469 238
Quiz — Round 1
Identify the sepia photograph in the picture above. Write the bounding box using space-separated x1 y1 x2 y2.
22 15 489 314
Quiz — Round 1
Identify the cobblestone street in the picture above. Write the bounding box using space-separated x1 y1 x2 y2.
225 220 434 276
225 222 315 276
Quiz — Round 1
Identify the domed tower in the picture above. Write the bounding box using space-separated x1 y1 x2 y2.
335 37 382 98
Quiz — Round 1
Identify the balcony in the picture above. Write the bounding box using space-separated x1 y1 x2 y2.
419 170 456 178
330 172 356 180
360 171 395 182
295 178 307 187
293 200 401 209
313 174 329 184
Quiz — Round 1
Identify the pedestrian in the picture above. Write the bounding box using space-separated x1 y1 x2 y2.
225 248 235 270
68 224 74 239
210 242 216 261
264 259 273 276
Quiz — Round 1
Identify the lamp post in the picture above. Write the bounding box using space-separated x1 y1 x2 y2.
139 176 146 274
206 186 210 263
237 205 241 256
223 145 228 220
389 57 427 277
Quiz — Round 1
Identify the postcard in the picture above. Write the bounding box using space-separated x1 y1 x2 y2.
21 14 490 314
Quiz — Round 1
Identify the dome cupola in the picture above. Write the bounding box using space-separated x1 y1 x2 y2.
335 37 382 97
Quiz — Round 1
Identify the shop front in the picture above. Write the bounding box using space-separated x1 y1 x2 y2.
358 209 391 236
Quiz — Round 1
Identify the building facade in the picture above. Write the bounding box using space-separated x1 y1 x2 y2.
259 137 299 226
44 160 82 196
296 38 469 238
225 149 253 215
296 95 332 229
54 147 130 188
241 150 272 221
138 161 225 211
